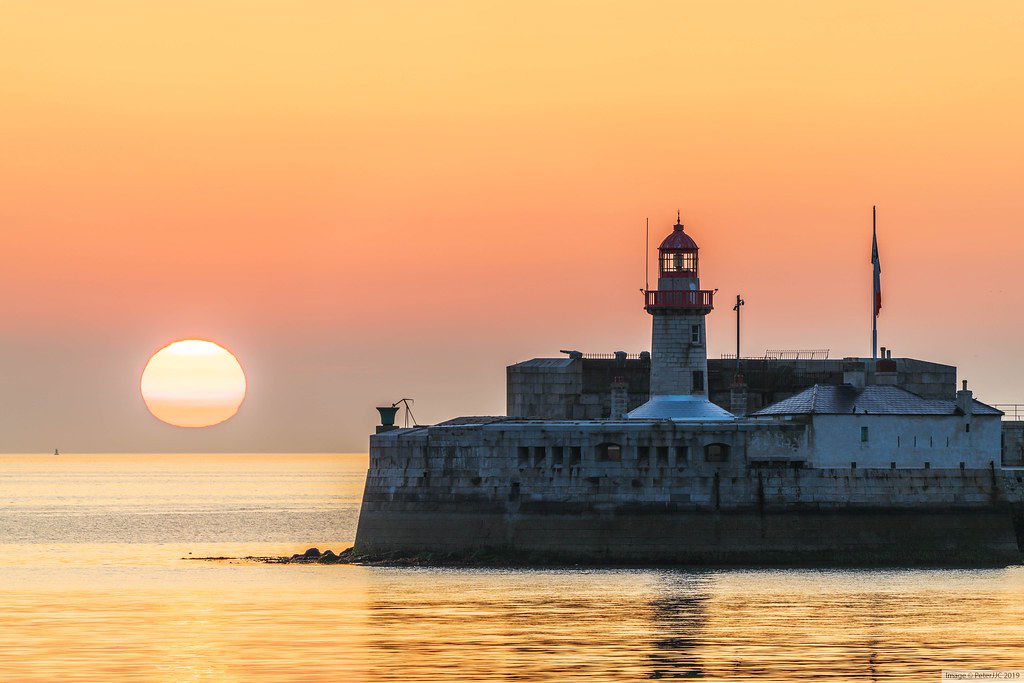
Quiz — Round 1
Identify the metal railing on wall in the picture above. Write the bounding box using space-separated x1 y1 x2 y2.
721 349 830 361
991 405 1024 421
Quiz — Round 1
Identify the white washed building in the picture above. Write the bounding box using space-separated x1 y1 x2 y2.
751 383 1002 469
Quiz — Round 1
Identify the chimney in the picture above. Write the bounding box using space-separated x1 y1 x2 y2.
843 359 866 389
610 377 628 420
956 379 974 416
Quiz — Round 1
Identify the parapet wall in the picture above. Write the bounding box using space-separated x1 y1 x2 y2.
1003 422 1024 467
507 356 957 419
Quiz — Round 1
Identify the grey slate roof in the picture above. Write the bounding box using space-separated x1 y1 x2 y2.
752 384 1002 417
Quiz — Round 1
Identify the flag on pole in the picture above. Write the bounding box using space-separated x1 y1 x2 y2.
871 209 881 317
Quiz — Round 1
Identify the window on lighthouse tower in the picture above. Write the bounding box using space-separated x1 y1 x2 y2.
660 251 697 276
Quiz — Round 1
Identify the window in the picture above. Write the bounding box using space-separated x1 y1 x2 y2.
533 446 546 466
890 461 897 469
660 251 697 275
656 446 669 465
692 370 705 392
924 462 931 469
675 446 689 467
704 443 730 462
551 446 564 465
959 461 966 470
637 446 650 466
851 461 857 469
691 325 700 343
861 426 869 443
517 446 529 466
597 443 622 462
569 446 582 466
965 423 971 433
897 436 901 447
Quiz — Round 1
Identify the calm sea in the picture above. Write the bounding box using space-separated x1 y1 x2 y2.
1 454 1022 681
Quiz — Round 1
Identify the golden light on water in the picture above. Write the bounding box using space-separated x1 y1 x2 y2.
140 340 246 428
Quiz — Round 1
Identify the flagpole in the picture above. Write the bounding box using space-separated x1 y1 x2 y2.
872 205 878 361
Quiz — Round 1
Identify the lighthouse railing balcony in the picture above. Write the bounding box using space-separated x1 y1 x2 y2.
644 289 714 309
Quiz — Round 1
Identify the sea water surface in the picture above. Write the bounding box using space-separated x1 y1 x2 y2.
1 453 1023 681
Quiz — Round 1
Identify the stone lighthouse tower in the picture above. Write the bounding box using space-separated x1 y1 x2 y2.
627 213 733 420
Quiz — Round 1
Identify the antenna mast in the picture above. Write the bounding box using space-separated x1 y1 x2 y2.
733 294 745 372
645 217 650 293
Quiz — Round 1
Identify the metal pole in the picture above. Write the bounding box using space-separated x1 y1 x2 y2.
872 206 877 360
733 294 744 372
645 217 649 293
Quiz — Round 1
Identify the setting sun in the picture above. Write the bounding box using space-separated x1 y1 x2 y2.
140 340 246 428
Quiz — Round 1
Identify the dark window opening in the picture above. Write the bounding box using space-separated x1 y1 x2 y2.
675 446 689 467
551 446 564 465
517 446 529 466
924 461 931 469
569 446 582 466
861 426 869 443
533 446 546 466
692 370 704 392
890 461 896 469
656 446 669 466
509 482 520 501
597 442 622 462
965 423 971 433
750 460 803 469
959 461 966 470
704 443 730 462
637 446 650 466
851 461 857 469
691 325 700 343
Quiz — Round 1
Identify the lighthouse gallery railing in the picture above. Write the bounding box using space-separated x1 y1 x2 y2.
644 289 715 309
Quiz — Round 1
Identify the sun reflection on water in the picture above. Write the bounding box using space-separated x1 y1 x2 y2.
0 454 1022 681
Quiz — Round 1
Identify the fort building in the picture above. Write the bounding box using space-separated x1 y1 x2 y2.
354 215 1024 565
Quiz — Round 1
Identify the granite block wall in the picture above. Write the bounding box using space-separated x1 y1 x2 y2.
354 422 1024 563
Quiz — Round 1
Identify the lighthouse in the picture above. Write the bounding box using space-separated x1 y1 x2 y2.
627 214 734 420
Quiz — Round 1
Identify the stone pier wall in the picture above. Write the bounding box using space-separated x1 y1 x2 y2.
354 423 1024 564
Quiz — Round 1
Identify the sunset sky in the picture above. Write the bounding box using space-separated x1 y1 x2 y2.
1 1 1022 452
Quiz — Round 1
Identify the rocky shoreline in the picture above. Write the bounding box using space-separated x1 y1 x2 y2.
187 545 1023 568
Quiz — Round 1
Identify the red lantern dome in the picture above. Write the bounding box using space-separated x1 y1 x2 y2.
658 216 699 279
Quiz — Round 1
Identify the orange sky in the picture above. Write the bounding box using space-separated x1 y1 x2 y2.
1 1 1022 451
